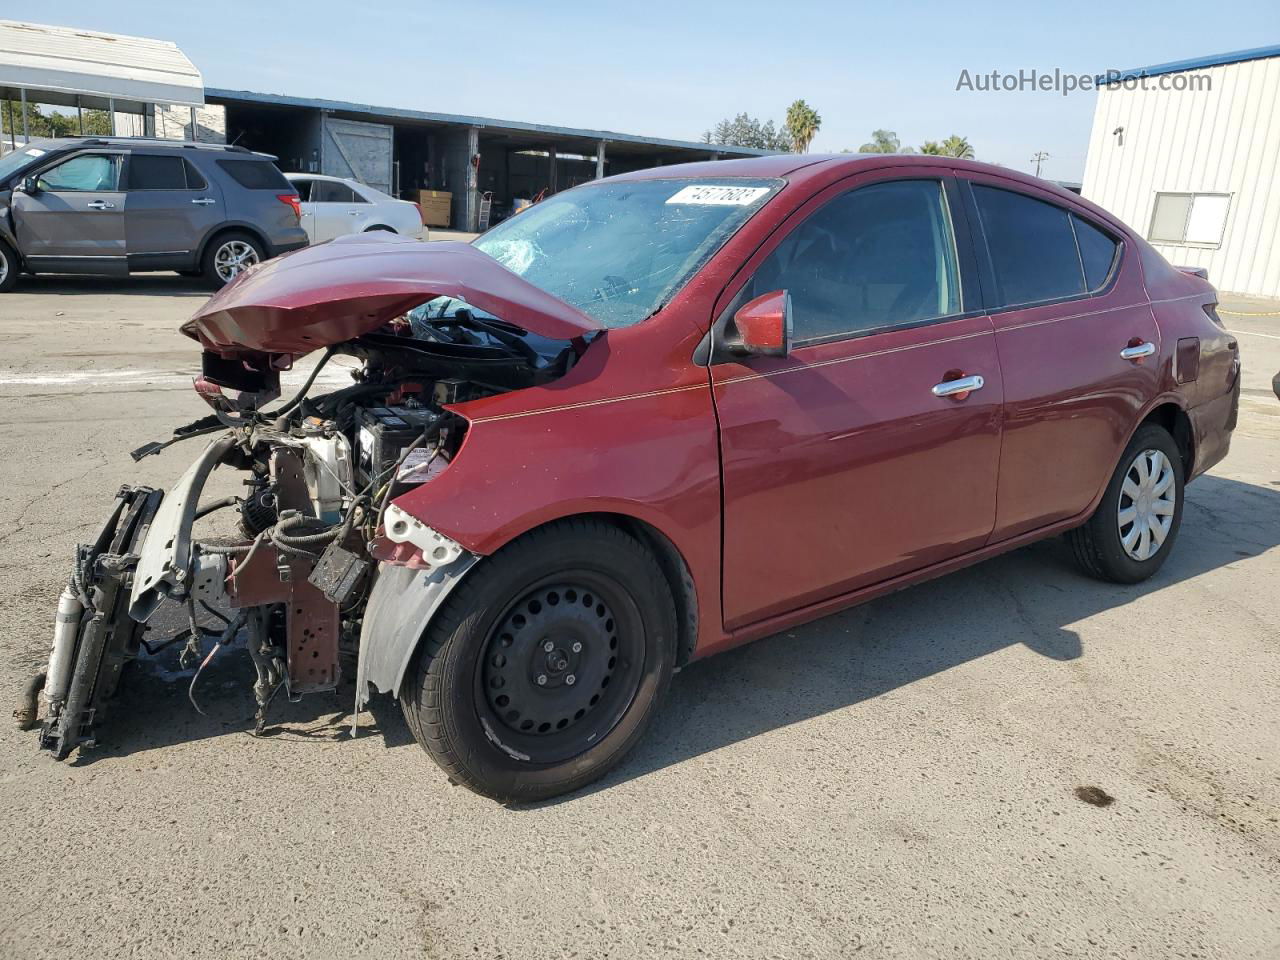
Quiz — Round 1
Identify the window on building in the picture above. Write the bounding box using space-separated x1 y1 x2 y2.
1149 192 1231 246
740 179 962 343
972 184 1085 307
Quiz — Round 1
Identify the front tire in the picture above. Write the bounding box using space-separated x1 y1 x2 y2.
0 240 18 293
401 519 677 803
202 232 264 288
1068 423 1184 583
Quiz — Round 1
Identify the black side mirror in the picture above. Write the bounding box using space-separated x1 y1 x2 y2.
19 176 39 195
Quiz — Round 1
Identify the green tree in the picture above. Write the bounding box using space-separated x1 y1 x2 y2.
940 135 975 159
857 129 913 154
784 99 821 153
919 140 945 155
703 112 791 151
1 101 110 139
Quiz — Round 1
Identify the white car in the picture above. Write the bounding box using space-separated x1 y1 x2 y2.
286 173 425 242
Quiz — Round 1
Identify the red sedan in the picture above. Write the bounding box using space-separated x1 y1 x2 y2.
29 155 1239 802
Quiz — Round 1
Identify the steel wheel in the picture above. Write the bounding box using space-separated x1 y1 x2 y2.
213 239 259 282
1117 448 1176 561
476 575 644 766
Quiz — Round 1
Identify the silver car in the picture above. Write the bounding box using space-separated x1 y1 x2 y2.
0 137 309 291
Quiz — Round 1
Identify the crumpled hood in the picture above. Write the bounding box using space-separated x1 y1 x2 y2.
182 232 602 358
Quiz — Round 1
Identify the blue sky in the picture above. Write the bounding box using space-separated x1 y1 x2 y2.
35 1 1280 180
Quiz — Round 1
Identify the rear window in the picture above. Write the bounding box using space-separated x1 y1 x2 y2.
1072 214 1119 291
216 159 291 191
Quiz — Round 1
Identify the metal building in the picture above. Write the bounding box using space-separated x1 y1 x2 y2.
1082 45 1280 297
207 89 770 232
0 19 209 145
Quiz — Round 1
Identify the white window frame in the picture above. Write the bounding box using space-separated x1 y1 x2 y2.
1148 191 1232 249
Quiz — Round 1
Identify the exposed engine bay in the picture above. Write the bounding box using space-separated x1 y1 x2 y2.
17 267 591 758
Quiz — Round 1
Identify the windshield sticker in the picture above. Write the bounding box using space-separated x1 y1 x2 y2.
665 184 769 206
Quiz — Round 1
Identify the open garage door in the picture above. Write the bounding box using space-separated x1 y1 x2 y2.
321 116 393 193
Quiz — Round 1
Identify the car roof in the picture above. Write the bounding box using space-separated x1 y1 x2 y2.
608 152 1075 195
30 136 276 160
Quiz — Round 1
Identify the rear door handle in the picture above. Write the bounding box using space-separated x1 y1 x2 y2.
86 200 116 210
1121 341 1156 361
191 197 216 206
932 374 985 398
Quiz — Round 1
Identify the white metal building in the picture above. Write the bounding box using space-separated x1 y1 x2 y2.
0 19 215 149
1082 45 1280 298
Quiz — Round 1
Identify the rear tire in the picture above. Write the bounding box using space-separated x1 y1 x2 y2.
1068 423 1184 583
202 232 264 288
401 519 677 803
0 240 18 293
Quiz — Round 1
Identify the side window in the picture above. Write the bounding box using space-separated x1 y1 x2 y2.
291 179 312 202
127 155 187 190
742 179 962 343
36 154 121 192
1071 215 1119 291
972 185 1085 308
216 159 291 190
314 181 356 203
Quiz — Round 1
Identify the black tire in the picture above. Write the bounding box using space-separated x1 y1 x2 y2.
402 519 677 803
0 240 18 293
201 231 265 288
1068 423 1184 584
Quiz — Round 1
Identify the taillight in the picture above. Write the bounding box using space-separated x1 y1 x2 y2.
413 202 424 224
277 193 302 220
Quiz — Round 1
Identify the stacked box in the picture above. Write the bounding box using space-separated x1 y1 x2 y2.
412 190 452 227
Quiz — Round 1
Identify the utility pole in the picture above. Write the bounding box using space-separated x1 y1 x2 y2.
1031 151 1050 177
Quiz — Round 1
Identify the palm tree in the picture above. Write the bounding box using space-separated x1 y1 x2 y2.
940 135 975 159
857 129 915 154
785 100 821 153
919 140 945 155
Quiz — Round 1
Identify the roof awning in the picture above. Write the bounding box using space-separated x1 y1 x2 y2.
0 19 204 110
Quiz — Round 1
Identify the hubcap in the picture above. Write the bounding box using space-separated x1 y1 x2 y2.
478 579 642 764
1118 448 1176 562
213 240 259 282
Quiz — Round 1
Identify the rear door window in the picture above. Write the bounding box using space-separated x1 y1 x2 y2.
291 178 313 202
36 154 121 192
1071 214 1119 291
217 158 292 190
972 185 1085 308
128 154 187 190
314 181 357 203
739 179 962 344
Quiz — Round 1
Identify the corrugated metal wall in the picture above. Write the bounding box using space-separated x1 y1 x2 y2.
1082 55 1280 297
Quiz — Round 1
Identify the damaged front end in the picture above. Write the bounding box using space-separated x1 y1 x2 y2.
19 233 601 758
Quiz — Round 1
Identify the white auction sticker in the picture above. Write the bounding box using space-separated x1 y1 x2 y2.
665 184 769 206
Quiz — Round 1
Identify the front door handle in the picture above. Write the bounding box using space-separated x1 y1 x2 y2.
86 200 116 210
348 210 360 216
191 197 216 206
932 374 985 398
1120 341 1156 361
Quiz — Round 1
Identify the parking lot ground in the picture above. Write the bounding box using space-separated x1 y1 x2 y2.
0 279 1277 960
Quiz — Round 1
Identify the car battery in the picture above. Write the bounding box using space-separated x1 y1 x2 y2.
355 405 443 490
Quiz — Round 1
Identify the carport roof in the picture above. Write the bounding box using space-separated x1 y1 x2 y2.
206 88 774 158
0 19 204 109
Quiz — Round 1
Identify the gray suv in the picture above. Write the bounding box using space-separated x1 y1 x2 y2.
0 137 308 292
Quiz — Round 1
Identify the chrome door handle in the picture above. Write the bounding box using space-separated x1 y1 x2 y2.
191 197 216 206
348 210 360 216
86 200 116 210
932 374 985 398
1120 342 1156 361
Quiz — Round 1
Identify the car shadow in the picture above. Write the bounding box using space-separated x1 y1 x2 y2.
66 474 1277 782
16 274 211 298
